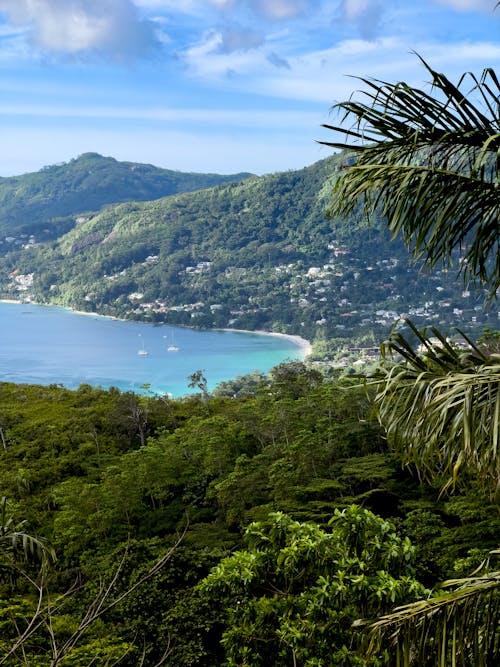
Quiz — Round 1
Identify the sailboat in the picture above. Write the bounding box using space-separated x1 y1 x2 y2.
137 334 149 356
164 332 179 352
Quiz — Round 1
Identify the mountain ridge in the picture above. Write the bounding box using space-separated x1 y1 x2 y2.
0 152 495 344
0 152 254 239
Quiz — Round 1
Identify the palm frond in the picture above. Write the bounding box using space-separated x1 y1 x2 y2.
321 59 500 296
371 322 500 491
0 497 55 565
366 571 500 666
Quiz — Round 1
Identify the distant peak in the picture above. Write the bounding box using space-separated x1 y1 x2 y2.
75 152 110 161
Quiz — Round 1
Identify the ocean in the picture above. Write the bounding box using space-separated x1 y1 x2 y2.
0 302 307 397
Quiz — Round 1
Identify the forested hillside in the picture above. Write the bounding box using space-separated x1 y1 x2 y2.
1 368 498 664
0 153 495 343
0 152 252 239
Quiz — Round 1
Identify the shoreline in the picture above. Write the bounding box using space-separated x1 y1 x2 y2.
218 327 312 359
0 299 312 360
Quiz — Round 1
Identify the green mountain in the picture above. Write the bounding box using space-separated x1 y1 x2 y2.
0 153 495 343
0 152 253 239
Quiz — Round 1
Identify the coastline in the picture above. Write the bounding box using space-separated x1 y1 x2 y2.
0 298 123 322
218 327 312 359
0 299 312 360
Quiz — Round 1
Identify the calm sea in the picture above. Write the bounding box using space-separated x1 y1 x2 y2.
0 302 306 397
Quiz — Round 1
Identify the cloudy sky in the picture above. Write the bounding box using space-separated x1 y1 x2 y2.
0 0 498 176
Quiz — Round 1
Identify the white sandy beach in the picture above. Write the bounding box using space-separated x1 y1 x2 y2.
219 327 312 359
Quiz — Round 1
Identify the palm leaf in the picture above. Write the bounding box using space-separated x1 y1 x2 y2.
0 497 55 565
365 571 500 666
371 322 500 491
320 59 500 296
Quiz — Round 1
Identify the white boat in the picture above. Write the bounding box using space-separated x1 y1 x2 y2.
137 334 149 356
164 333 179 352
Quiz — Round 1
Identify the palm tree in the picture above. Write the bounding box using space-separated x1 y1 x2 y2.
364 323 500 665
321 57 499 297
373 321 500 493
321 58 500 665
366 567 500 666
0 496 54 568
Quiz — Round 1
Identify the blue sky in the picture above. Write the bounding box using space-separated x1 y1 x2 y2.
0 0 498 176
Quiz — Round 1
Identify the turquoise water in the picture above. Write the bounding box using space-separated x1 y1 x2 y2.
0 302 305 396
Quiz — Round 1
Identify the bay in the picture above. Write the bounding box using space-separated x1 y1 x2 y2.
0 302 308 397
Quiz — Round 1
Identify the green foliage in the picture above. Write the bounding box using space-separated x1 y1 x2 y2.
367 569 500 667
372 321 500 492
322 59 500 296
323 56 500 665
0 152 252 239
198 507 426 666
0 370 498 663
0 152 495 340
0 497 55 571
213 371 267 398
0 592 136 665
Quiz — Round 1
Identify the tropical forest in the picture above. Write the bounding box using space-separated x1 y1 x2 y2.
0 59 499 667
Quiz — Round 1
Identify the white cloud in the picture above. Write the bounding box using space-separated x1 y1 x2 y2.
0 102 321 130
340 0 375 20
133 0 199 9
0 0 160 59
217 25 265 52
208 0 236 9
182 31 500 105
252 0 309 21
135 0 316 21
137 0 235 15
337 0 384 39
